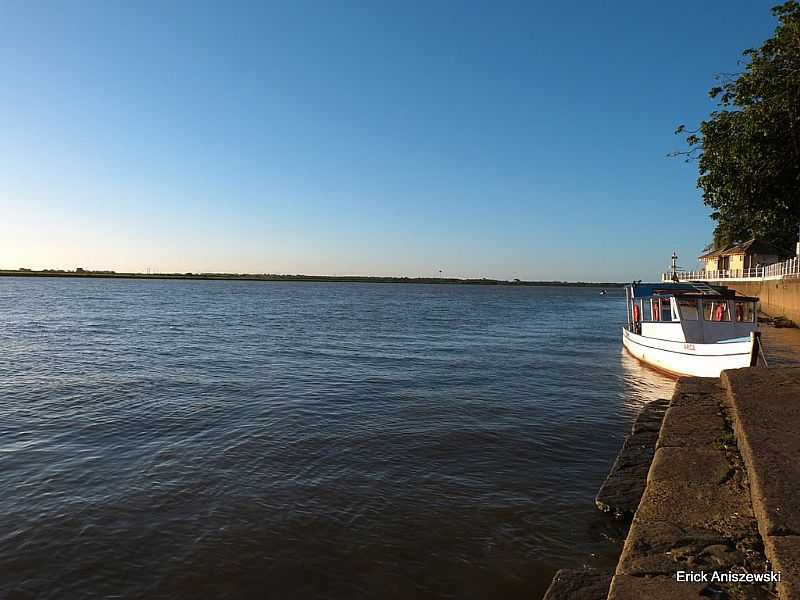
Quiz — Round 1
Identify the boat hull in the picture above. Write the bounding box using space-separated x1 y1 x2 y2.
622 328 755 378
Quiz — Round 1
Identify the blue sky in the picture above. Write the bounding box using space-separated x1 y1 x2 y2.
0 1 779 280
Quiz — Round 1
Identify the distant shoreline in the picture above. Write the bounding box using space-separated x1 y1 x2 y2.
0 270 624 287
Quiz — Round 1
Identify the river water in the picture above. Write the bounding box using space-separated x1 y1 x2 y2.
1 278 797 599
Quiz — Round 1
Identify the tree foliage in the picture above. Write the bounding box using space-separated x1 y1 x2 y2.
674 1 800 250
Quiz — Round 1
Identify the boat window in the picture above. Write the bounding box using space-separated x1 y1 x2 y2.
677 298 699 320
734 301 756 323
660 299 672 321
645 299 655 321
653 299 662 321
703 300 731 322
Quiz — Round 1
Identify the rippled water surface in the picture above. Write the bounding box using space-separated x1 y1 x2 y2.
2 278 798 599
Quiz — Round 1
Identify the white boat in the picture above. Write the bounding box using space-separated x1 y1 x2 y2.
622 281 765 378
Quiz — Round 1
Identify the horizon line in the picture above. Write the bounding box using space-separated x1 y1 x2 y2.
0 268 627 286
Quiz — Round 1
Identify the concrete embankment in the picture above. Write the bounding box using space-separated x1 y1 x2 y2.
607 377 767 599
609 367 800 599
545 366 800 599
726 279 800 325
722 367 800 599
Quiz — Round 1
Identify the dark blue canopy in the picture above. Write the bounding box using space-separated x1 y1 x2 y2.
628 282 735 298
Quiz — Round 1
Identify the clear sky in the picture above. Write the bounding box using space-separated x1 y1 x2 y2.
0 1 780 281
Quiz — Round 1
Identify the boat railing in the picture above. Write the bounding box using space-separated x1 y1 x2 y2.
662 256 800 282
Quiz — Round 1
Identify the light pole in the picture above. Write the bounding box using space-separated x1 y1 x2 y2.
671 252 680 282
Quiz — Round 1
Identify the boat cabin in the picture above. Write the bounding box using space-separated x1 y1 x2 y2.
625 282 759 344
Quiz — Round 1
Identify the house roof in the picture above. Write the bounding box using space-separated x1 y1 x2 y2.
698 238 789 260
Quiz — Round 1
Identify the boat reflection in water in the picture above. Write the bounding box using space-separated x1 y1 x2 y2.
619 346 678 418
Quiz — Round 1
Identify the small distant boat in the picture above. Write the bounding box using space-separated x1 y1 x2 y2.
622 281 766 378
600 289 607 296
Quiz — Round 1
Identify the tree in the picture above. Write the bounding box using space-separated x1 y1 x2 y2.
674 1 800 251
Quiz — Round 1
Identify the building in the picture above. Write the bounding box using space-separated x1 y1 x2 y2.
698 239 789 273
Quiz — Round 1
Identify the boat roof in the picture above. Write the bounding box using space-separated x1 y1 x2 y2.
628 282 758 301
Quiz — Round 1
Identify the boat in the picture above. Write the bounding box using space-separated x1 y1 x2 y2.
622 281 766 377
600 289 607 296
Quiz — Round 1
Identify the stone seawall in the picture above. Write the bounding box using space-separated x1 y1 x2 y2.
607 377 769 599
723 278 800 325
607 367 800 599
545 366 800 599
721 367 800 600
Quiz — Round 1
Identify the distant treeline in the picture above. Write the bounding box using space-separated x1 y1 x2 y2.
0 269 625 287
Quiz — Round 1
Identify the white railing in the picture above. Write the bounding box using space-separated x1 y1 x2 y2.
662 256 800 282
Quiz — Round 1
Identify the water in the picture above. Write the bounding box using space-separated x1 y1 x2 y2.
1 278 797 599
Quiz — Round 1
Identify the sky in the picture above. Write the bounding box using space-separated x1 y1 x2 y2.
0 1 781 281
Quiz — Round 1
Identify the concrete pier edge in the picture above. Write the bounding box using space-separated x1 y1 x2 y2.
721 367 800 600
544 366 799 599
606 376 771 599
606 367 800 599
